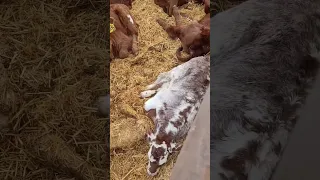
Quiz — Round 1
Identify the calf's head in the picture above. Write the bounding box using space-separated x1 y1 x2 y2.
145 131 178 176
168 24 210 61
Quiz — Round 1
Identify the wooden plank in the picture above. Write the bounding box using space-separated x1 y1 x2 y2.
170 87 210 180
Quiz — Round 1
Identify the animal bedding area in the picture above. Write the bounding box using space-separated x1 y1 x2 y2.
110 0 205 179
0 0 108 179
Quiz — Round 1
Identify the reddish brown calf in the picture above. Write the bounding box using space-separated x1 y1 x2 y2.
157 6 210 61
110 0 135 9
110 4 139 59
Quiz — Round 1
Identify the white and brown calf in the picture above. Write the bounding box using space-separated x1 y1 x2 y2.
140 55 210 176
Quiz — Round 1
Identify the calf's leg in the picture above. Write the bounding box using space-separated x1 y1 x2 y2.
140 72 171 98
145 72 170 90
156 19 179 39
140 90 157 98
173 6 183 26
118 44 130 59
131 35 139 55
110 41 115 59
168 0 179 16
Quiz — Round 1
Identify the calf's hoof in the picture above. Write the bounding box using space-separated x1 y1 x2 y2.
119 49 130 59
140 90 157 98
131 46 139 55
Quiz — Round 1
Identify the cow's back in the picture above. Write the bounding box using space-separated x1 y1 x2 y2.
210 0 320 179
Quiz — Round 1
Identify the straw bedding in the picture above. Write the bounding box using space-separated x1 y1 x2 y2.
110 0 205 179
0 0 108 179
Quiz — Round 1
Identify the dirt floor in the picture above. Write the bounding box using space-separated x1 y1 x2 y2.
109 0 206 179
0 0 108 179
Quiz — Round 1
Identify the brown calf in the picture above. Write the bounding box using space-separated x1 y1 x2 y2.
110 4 139 59
110 0 135 9
157 6 210 61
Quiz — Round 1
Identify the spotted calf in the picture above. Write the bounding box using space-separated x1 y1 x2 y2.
140 55 210 176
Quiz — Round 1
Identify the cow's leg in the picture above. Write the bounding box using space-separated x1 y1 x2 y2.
173 6 183 26
140 72 171 98
118 44 130 59
146 72 170 90
110 41 115 59
168 0 178 16
156 19 178 39
131 35 138 55
157 18 171 31
140 90 157 98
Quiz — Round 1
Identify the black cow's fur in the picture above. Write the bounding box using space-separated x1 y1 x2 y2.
210 0 320 179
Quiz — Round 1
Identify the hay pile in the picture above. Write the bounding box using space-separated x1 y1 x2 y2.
0 0 108 179
110 0 205 179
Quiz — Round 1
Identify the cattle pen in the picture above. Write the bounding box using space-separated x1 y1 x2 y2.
110 0 206 179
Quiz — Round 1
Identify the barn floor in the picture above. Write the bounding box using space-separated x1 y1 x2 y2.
0 1 108 179
110 0 205 179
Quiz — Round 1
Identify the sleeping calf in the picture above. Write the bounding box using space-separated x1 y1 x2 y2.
157 6 210 62
140 55 210 176
110 0 135 9
211 0 320 179
110 4 139 59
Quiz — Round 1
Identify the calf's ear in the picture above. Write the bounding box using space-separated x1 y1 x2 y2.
110 17 115 24
145 131 155 144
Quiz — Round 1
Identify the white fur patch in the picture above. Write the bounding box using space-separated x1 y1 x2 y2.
147 141 169 165
168 142 176 153
147 133 156 142
127 15 134 24
158 153 168 165
165 123 178 134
